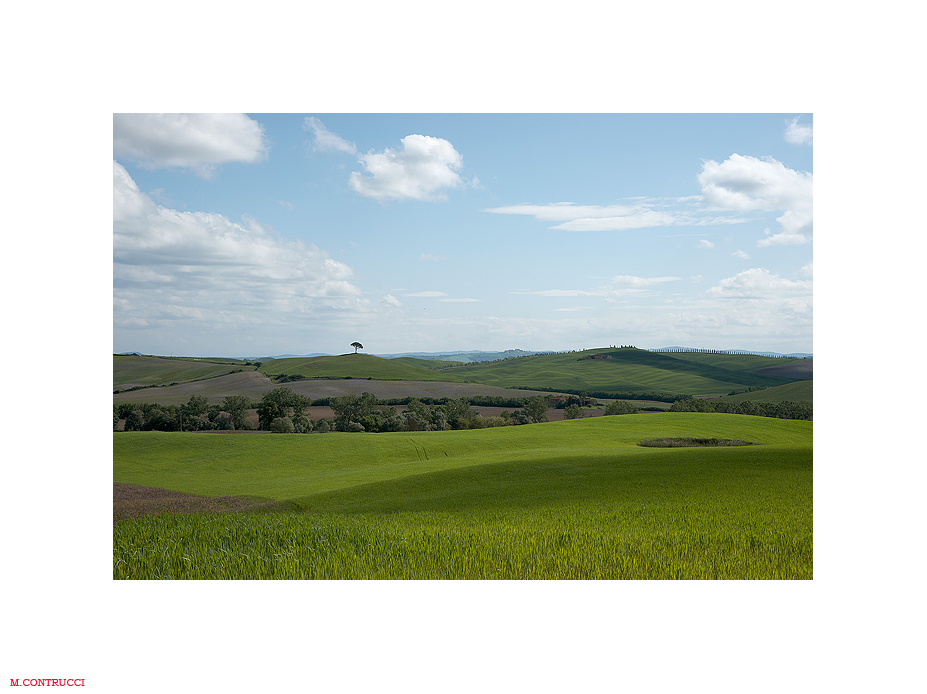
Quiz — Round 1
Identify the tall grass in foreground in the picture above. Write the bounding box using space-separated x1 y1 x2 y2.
114 502 811 580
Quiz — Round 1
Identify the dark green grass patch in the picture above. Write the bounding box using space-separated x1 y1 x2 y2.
639 437 758 447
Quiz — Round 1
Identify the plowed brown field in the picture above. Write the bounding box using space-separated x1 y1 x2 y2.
113 483 274 523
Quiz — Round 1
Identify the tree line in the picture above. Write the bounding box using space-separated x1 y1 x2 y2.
115 394 255 432
114 387 643 433
669 397 812 420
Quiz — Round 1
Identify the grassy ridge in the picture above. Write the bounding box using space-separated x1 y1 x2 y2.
259 354 466 382
440 348 799 396
113 415 811 579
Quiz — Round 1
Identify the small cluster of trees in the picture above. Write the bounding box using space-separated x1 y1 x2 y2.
669 397 812 420
256 387 313 432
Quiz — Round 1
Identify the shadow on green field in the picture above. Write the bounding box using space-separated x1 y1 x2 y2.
286 444 811 516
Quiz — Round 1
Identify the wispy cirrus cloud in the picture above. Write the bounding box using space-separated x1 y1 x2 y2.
513 275 681 300
304 116 357 155
485 199 748 232
486 152 811 248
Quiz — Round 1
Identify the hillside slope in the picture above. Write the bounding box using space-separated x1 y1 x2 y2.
114 354 256 391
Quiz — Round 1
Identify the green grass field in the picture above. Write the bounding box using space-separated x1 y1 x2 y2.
113 413 812 579
439 348 800 396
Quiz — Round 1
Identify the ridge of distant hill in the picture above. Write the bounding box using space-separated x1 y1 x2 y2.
376 349 547 363
651 346 813 359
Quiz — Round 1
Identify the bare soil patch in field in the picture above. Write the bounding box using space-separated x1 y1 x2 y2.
113 483 277 523
113 371 275 405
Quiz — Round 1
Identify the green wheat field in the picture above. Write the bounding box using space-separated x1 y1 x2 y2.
113 413 812 579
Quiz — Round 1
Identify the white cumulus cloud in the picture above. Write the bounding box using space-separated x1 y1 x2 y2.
698 154 812 246
349 134 464 201
113 114 268 176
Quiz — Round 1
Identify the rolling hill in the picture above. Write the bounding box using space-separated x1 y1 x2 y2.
113 347 813 404
259 353 467 382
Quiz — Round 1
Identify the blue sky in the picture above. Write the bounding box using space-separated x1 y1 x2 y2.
113 113 812 357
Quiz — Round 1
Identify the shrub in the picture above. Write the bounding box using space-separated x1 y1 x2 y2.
563 404 584 420
270 417 295 434
604 401 637 415
292 414 312 433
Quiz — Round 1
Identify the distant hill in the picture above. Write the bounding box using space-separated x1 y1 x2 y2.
439 347 806 397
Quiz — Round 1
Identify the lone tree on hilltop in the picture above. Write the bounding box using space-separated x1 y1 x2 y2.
351 341 363 354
